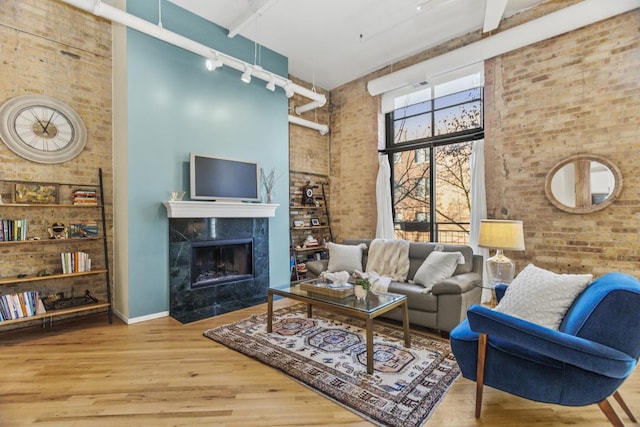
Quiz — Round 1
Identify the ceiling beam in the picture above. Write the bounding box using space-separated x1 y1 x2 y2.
227 0 280 38
483 0 508 32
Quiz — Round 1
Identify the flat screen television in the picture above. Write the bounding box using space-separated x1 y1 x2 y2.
189 153 260 202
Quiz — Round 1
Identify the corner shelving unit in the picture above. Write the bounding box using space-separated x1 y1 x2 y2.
0 168 112 329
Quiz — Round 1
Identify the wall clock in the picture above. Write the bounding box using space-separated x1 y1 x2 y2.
0 94 87 164
303 182 315 205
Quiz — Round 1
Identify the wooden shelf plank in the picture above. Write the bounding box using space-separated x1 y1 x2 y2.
0 203 102 208
0 269 108 286
0 237 104 246
291 225 330 230
294 246 327 252
289 205 324 209
0 302 110 326
0 179 99 187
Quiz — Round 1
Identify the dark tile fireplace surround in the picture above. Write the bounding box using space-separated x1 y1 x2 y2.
168 217 269 323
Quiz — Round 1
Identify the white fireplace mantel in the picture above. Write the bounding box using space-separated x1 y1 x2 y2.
163 201 279 218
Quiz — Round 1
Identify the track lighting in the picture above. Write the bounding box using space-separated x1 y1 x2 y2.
205 54 223 71
241 66 252 83
266 75 276 91
284 83 294 98
59 0 330 134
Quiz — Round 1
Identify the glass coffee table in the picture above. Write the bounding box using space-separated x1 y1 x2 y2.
267 279 410 374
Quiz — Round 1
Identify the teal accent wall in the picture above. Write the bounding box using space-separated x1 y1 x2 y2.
125 1 290 318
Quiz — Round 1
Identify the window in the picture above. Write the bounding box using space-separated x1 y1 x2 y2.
384 69 484 244
415 211 428 222
391 87 482 145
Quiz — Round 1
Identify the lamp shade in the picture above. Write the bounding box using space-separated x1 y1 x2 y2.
478 220 525 251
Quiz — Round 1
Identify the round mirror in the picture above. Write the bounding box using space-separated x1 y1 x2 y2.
545 154 622 214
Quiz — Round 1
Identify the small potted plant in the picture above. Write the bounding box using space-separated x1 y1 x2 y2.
353 278 371 301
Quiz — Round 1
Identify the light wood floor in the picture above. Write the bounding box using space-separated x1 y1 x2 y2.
1 299 638 426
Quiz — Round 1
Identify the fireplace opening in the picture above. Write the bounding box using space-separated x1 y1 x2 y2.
191 238 254 288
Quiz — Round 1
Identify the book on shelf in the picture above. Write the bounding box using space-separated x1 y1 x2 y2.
73 189 98 205
17 293 28 317
0 218 27 242
69 221 99 238
60 251 92 274
73 198 98 205
73 189 97 196
0 291 43 321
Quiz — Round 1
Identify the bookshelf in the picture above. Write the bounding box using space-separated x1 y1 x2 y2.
289 173 333 281
0 169 112 328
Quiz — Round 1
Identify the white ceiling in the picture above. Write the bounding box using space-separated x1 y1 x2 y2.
168 0 546 90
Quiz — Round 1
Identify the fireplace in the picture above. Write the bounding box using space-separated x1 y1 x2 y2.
191 239 254 288
168 217 270 323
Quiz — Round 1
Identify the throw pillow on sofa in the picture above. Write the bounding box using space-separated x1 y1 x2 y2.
326 242 367 274
494 263 592 330
414 251 463 291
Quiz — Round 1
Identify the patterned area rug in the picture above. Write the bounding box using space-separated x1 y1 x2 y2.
203 304 459 427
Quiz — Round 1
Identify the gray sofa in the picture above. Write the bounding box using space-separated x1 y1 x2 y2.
305 239 483 333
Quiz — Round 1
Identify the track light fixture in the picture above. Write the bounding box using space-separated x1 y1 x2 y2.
284 83 294 98
241 66 252 83
205 54 223 71
266 75 276 91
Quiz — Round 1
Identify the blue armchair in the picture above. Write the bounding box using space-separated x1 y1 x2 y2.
450 272 640 426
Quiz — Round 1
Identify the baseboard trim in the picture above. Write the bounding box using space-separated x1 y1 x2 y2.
113 309 169 324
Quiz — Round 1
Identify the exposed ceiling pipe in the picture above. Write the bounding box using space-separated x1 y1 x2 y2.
368 0 640 96
288 115 329 136
59 0 328 133
294 99 326 115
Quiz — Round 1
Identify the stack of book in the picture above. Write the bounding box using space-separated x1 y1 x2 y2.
73 189 98 205
61 251 91 274
0 218 27 241
0 291 46 321
303 235 319 247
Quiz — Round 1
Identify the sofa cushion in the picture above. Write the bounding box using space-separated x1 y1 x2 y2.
406 243 474 280
326 242 367 274
387 281 438 312
413 251 462 290
495 263 592 330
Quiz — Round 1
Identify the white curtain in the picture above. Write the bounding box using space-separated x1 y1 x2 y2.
469 140 491 302
376 153 395 239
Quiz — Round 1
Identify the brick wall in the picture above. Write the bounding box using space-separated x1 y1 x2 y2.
484 9 640 275
328 78 381 242
0 1 113 321
324 4 640 277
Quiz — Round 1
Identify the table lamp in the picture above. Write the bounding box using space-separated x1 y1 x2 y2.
478 219 525 287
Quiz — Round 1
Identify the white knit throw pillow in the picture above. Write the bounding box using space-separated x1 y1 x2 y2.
495 264 592 330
